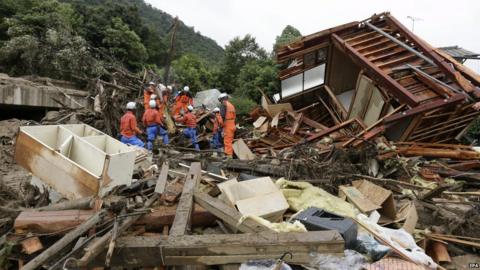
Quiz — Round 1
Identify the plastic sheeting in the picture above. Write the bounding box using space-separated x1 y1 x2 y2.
193 89 221 109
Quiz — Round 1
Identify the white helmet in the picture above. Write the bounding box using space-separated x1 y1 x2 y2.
126 102 136 110
218 93 228 101
213 107 220 113
187 105 194 111
149 100 157 108
150 94 157 100
183 86 190 92
148 81 155 85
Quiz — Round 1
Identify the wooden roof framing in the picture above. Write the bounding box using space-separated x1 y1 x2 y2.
275 12 480 144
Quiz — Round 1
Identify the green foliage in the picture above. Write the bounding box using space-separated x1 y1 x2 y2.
274 25 302 51
465 118 480 143
235 58 279 101
0 0 103 79
172 54 213 92
0 0 224 80
102 17 147 69
219 34 269 93
230 96 257 115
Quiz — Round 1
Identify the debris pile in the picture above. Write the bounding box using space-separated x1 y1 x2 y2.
1 12 480 270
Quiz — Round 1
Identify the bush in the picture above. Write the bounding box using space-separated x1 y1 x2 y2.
230 96 256 115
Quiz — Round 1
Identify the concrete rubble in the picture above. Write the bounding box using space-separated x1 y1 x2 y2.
1 12 480 270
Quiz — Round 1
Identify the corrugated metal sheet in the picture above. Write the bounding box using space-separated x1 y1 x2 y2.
439 46 479 59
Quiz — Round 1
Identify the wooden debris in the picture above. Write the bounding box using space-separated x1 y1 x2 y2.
86 231 344 267
232 139 256 160
20 237 43 255
193 192 271 233
170 162 201 236
22 210 106 270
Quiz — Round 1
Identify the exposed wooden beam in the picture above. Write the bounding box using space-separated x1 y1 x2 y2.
155 162 169 195
170 162 201 236
331 33 419 107
193 192 270 233
87 231 344 267
384 94 466 124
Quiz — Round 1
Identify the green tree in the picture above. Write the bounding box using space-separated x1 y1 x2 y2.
102 17 147 70
274 25 302 51
172 54 213 92
235 59 279 102
219 34 267 93
0 0 103 79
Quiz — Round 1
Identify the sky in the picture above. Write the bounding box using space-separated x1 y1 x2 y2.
145 0 480 71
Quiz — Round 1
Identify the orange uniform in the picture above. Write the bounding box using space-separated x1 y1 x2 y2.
173 94 193 116
179 112 197 128
142 108 162 127
144 88 154 108
158 91 170 116
213 113 224 133
120 111 142 137
223 101 236 157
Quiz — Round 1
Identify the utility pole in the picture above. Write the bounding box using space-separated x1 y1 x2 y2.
163 16 179 84
407 16 423 32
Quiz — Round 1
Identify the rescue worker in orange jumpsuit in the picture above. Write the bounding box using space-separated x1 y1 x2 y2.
158 85 171 116
178 105 200 151
173 86 193 117
209 107 223 150
143 81 156 109
142 100 169 150
120 102 144 147
218 93 236 158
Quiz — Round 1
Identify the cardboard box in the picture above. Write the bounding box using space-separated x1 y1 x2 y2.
218 177 289 222
352 180 397 220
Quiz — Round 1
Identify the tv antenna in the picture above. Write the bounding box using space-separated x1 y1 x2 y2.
407 16 423 32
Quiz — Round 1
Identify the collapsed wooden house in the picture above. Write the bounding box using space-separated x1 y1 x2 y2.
274 12 480 145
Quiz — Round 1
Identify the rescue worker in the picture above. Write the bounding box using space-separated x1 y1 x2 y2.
159 85 171 115
210 107 223 150
178 105 200 150
173 86 193 117
218 93 236 158
120 102 144 147
143 100 162 150
143 81 156 109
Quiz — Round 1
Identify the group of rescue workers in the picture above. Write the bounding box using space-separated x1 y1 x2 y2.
119 82 237 158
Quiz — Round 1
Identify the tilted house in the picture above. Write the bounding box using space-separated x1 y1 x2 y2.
275 12 480 144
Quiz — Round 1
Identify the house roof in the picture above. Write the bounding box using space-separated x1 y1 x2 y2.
439 46 480 60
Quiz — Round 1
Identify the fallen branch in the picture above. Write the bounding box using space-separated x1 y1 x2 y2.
22 209 107 270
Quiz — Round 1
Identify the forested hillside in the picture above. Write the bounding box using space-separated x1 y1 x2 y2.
0 0 302 110
0 0 224 81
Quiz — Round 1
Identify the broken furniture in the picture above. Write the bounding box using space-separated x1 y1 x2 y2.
218 177 289 222
14 124 137 199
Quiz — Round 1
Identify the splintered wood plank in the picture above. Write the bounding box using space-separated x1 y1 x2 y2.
21 237 43 255
193 192 270 233
154 162 169 194
92 231 344 267
169 162 201 236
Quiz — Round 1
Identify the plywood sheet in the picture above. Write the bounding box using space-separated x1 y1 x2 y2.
339 185 381 213
232 139 256 160
363 87 385 126
349 75 373 120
